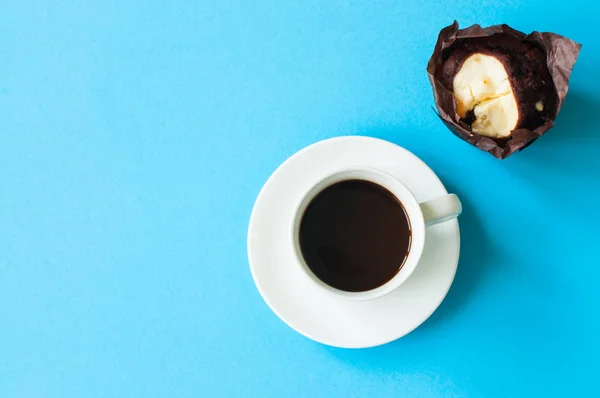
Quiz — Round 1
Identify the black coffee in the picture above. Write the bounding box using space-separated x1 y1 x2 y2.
299 179 411 292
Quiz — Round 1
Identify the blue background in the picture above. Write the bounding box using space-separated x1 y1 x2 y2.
1 1 598 397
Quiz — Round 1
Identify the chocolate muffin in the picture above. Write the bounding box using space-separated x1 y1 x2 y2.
437 34 558 138
427 22 581 159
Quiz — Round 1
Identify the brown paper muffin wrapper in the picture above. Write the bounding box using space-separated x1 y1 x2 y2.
427 21 581 159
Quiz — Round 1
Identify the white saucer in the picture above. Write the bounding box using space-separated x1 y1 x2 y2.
247 136 460 348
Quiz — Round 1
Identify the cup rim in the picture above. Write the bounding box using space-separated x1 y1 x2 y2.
290 167 426 301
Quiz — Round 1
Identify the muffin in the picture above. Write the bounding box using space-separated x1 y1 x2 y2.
427 22 581 159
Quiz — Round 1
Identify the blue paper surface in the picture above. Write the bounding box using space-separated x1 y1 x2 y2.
1 1 598 397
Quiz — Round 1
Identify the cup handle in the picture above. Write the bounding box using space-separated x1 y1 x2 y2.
420 194 462 226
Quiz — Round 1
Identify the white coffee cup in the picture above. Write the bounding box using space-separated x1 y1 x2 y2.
291 167 462 301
